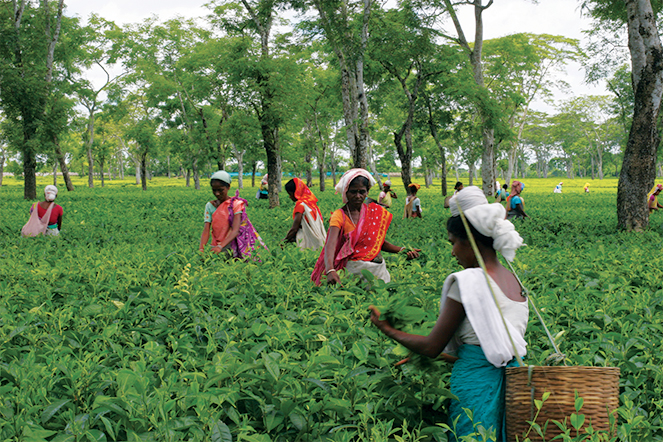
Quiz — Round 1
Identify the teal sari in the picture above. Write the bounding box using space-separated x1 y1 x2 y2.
448 345 518 442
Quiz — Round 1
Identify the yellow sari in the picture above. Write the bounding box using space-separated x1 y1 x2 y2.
648 185 662 210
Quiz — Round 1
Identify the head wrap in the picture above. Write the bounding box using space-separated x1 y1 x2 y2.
449 186 524 262
261 174 269 185
506 181 523 209
383 180 392 187
211 170 231 185
292 177 322 219
44 185 58 202
408 183 421 191
335 169 376 204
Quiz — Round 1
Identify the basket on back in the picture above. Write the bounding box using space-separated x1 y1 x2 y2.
505 365 620 441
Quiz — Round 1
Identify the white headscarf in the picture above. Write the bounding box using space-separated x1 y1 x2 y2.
335 169 376 204
449 186 524 261
211 170 231 185
44 185 58 202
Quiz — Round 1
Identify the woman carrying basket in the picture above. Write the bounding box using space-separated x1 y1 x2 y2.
369 186 528 441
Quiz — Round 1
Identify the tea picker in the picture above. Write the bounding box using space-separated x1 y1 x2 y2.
454 202 618 440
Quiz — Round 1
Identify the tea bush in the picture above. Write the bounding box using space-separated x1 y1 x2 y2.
0 176 661 441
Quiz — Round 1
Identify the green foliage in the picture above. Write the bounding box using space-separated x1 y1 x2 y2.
0 176 662 441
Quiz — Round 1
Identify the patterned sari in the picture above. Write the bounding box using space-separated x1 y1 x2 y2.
226 191 267 260
311 202 392 285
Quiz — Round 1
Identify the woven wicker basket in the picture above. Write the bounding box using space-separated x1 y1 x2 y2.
505 366 620 441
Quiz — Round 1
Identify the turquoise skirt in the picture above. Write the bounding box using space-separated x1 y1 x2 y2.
448 345 518 442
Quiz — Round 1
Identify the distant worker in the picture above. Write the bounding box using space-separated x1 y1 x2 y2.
257 174 269 199
404 183 422 219
311 169 420 286
378 180 398 209
454 181 464 195
200 171 265 259
648 184 663 213
506 181 528 220
23 185 63 237
584 182 590 193
553 182 563 194
283 178 326 250
495 183 509 203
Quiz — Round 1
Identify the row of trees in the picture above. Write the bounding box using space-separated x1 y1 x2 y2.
0 0 660 230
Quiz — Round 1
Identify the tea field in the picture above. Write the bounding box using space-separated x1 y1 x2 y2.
1 176 662 441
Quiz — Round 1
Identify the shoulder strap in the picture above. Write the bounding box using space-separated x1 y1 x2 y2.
41 202 56 226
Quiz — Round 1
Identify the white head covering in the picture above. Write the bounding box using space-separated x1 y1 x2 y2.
44 185 58 202
211 170 231 185
383 180 392 187
449 186 524 261
335 168 376 204
261 174 269 184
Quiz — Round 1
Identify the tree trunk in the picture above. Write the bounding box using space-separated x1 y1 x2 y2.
313 112 327 192
86 113 95 188
367 141 382 190
193 157 200 190
23 138 37 200
252 161 257 187
140 153 147 191
52 162 57 186
444 0 495 196
506 142 517 185
0 151 4 186
186 169 191 187
135 161 141 185
395 125 413 190
100 162 105 187
305 149 312 187
441 159 448 196
265 130 282 208
617 0 663 230
167 155 171 179
314 0 371 169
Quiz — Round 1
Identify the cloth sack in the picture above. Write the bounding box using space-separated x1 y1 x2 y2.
22 203 55 237
295 202 326 250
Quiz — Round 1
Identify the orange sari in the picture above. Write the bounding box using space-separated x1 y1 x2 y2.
311 202 392 285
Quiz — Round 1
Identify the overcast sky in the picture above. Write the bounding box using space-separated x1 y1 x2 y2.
63 0 611 113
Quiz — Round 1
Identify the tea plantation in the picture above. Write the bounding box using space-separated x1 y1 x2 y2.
0 177 661 441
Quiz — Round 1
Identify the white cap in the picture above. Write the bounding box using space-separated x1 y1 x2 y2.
211 170 231 185
384 180 392 187
44 185 58 202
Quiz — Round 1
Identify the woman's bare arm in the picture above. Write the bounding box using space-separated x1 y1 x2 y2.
283 213 303 242
370 297 466 358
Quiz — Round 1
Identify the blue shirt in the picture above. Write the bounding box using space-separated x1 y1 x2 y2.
510 195 522 209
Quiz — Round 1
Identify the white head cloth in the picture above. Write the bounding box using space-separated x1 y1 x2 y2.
449 186 524 261
44 185 58 202
335 169 376 204
383 180 392 187
211 170 231 185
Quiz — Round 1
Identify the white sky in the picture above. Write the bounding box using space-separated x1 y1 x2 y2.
64 0 611 113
